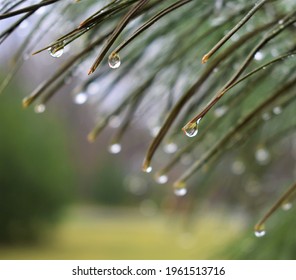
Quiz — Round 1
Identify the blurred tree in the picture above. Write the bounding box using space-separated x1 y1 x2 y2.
0 81 75 243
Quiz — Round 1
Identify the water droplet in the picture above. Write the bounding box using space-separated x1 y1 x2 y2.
254 51 264 61
183 118 201 138
34 104 46 113
164 142 178 154
254 229 266 238
155 174 168 184
74 92 88 104
143 165 152 173
231 160 245 175
87 82 99 95
278 19 284 25
108 53 121 69
214 105 228 118
108 115 121 128
255 147 270 165
48 43 64 58
150 126 160 137
272 106 282 115
174 188 187 197
108 143 121 154
282 202 292 211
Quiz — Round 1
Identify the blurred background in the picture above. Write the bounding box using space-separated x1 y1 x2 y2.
0 0 296 260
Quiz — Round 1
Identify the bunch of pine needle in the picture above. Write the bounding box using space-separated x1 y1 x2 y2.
0 0 296 236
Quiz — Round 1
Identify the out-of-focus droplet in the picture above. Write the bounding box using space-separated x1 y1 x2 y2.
183 118 201 138
174 187 188 197
231 160 245 175
255 147 270 165
34 104 46 113
108 115 121 128
164 142 178 154
214 106 228 118
108 143 121 154
150 126 161 137
282 202 292 211
108 53 121 69
74 92 88 104
272 106 282 115
155 174 168 184
254 51 264 61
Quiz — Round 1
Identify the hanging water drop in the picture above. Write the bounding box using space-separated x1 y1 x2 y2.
164 142 178 154
214 106 228 118
108 115 121 128
231 160 245 175
143 165 152 173
282 202 292 211
74 92 88 104
108 53 121 69
108 143 121 154
254 229 266 238
34 104 46 113
255 147 270 165
183 118 201 138
48 43 64 58
272 106 282 115
174 187 187 197
155 174 168 184
254 51 264 61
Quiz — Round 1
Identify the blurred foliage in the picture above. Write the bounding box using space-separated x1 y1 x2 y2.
91 160 129 205
220 205 296 259
0 79 75 244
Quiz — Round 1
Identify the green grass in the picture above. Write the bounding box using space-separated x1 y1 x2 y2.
0 206 242 259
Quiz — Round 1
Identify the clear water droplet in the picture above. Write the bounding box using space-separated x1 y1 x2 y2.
108 143 121 154
174 188 187 197
278 19 284 25
254 51 264 61
183 118 201 138
164 142 178 154
156 174 168 184
282 202 292 211
108 53 121 69
34 104 46 113
272 106 282 115
254 229 266 238
255 147 270 165
48 43 64 58
74 92 88 104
